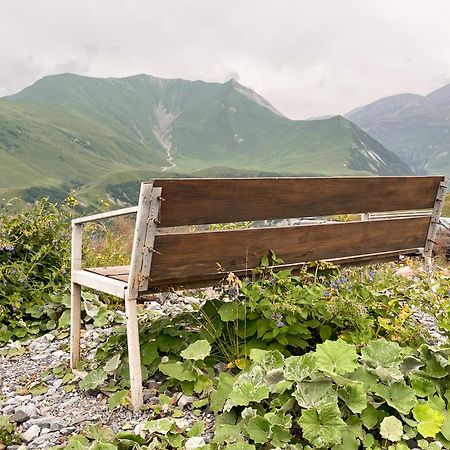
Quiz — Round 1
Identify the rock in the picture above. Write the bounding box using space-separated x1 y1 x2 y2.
21 424 40 442
52 350 66 359
185 436 206 449
52 379 63 389
10 404 38 423
173 418 189 430
134 423 145 436
395 266 415 279
2 404 15 415
178 395 196 407
29 416 67 431
30 352 51 361
13 395 31 404
46 386 57 396
40 428 50 435
31 432 60 447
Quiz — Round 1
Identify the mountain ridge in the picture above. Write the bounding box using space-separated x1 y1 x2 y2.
345 83 450 175
0 73 411 205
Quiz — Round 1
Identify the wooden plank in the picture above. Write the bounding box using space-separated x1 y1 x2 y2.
72 270 127 298
86 266 130 276
125 294 143 410
152 177 444 226
72 206 138 224
424 178 449 263
127 183 153 297
149 217 430 282
70 223 82 369
139 187 162 290
145 248 423 291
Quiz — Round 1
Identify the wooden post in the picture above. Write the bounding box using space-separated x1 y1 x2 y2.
424 178 448 266
125 291 143 410
70 222 82 369
125 184 162 410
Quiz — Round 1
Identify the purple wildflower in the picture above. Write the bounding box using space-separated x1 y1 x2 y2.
277 321 285 328
229 285 239 296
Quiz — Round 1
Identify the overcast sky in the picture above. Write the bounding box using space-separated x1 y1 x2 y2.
2 0 450 119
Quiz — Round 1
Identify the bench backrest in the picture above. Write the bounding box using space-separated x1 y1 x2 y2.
129 176 446 292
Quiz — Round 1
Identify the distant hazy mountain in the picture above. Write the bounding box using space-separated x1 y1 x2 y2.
0 73 411 204
345 84 450 175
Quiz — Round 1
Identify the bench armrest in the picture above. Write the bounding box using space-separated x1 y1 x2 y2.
72 206 138 225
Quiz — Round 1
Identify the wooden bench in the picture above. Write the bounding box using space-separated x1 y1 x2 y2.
70 176 448 409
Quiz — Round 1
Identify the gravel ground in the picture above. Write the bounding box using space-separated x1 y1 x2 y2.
0 291 216 449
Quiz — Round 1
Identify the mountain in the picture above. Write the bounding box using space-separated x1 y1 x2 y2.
345 84 450 175
0 73 411 204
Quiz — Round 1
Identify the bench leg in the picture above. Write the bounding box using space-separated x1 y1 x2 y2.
70 282 81 369
125 294 143 411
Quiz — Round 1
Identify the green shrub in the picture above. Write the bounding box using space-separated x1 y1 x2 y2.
211 341 450 448
0 198 71 340
89 263 431 394
0 415 20 446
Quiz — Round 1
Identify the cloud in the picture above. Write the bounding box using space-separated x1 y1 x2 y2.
2 0 450 118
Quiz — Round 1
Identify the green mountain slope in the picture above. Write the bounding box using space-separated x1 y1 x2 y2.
345 85 450 176
1 73 411 203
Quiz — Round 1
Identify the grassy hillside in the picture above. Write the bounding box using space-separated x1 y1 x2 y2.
1 73 412 204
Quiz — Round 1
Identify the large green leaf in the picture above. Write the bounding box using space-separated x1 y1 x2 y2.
158 361 196 381
380 416 403 442
361 339 402 368
213 424 243 444
104 354 121 373
338 383 367 414
218 302 245 322
108 390 129 410
210 372 235 413
299 404 346 447
144 418 174 434
245 416 271 444
79 369 107 391
293 381 338 409
315 340 358 375
84 425 116 443
440 411 450 441
360 405 381 429
228 382 270 407
284 354 317 382
226 443 256 450
180 340 211 361
373 382 417 414
410 375 436 398
412 403 445 438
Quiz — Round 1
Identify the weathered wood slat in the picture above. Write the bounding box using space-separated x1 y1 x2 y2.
149 217 430 281
72 270 127 298
146 247 422 290
72 206 138 224
86 266 129 276
84 247 424 289
152 177 443 226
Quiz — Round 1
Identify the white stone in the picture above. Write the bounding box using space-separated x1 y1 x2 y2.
185 436 206 450
21 424 40 442
177 394 196 407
